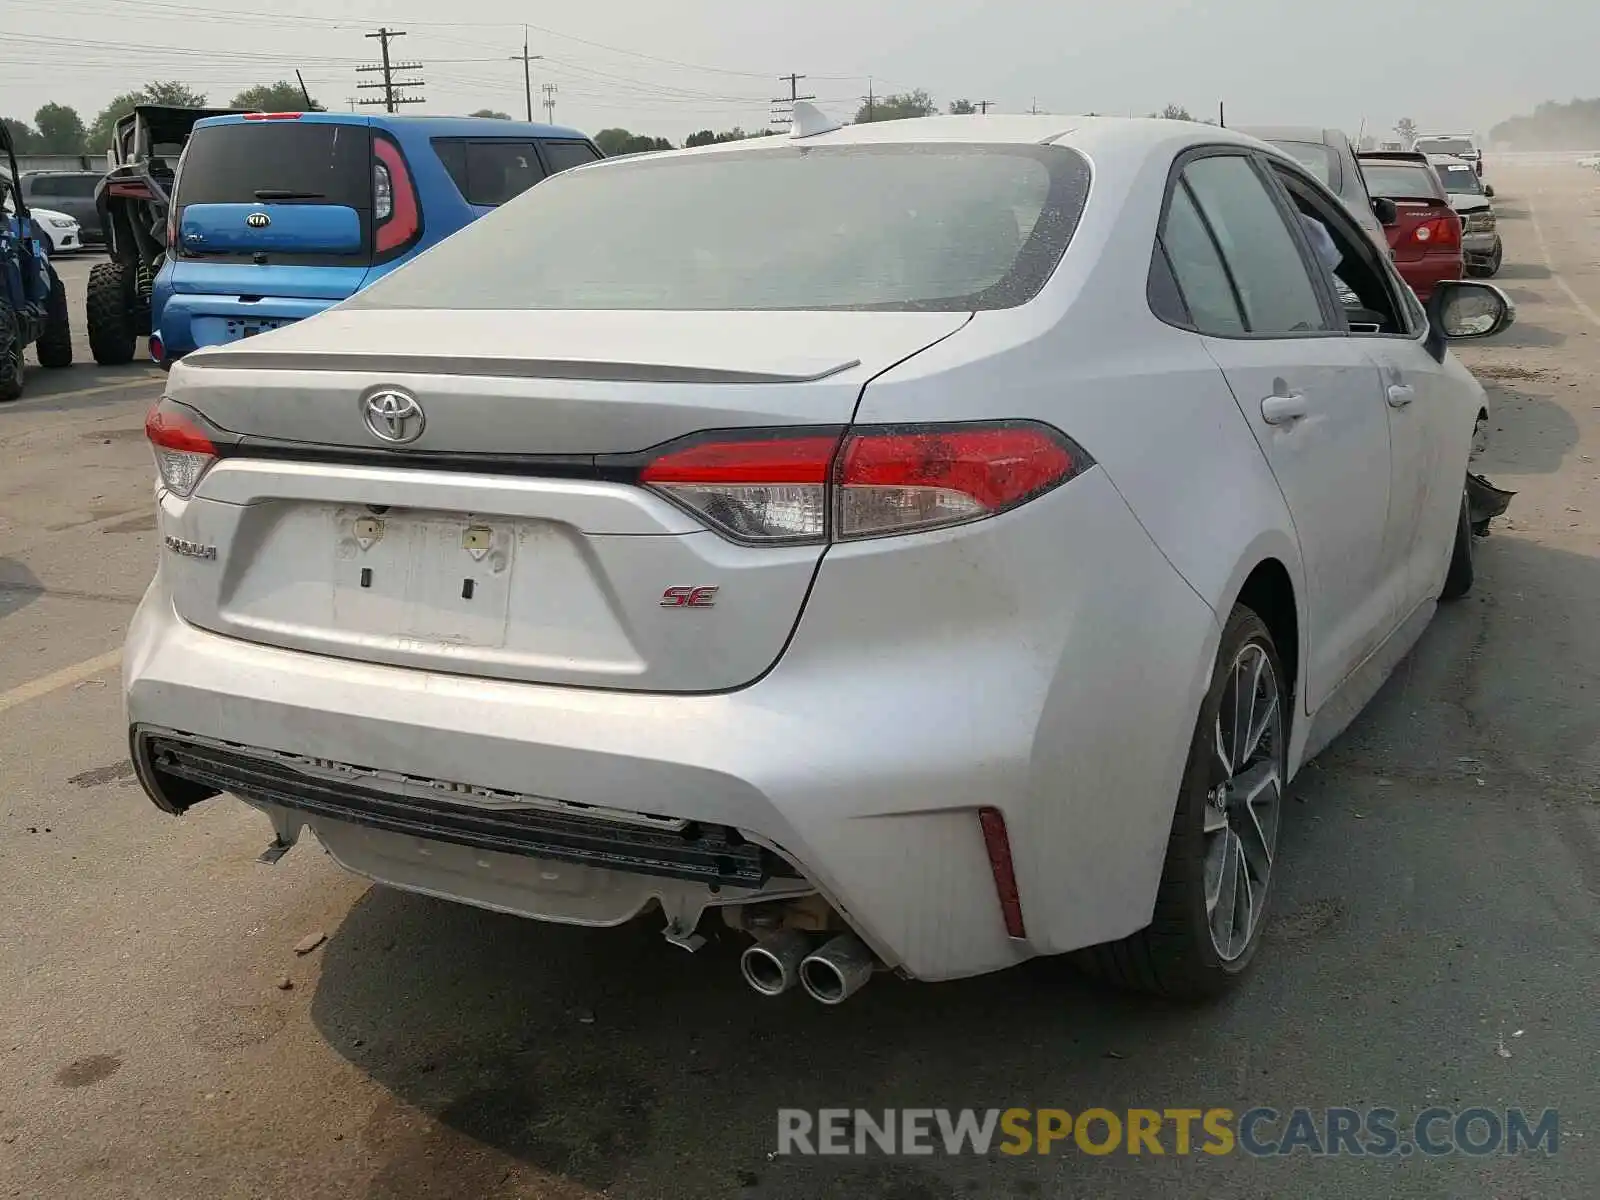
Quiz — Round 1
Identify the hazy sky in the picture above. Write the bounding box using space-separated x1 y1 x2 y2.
3 0 1596 142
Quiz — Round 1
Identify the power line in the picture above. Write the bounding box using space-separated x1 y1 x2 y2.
357 27 424 113
770 72 814 129
509 26 541 123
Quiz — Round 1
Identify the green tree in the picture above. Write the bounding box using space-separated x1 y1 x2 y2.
1394 117 1418 146
33 103 86 154
593 128 674 156
143 80 208 107
231 81 324 112
854 89 935 124
2 117 39 153
948 99 977 115
1155 103 1193 121
684 126 768 147
87 83 208 156
470 109 512 119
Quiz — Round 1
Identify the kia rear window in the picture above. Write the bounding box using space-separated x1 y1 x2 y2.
432 139 546 206
351 144 1092 312
175 122 371 210
1361 164 1442 201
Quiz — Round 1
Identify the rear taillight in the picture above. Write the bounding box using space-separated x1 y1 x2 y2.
145 399 228 498
639 422 1089 545
1413 214 1461 248
242 112 305 120
372 135 419 253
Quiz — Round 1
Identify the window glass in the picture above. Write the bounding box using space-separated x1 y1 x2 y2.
351 145 1092 312
1160 181 1245 334
176 123 371 209
1182 155 1328 334
1272 165 1405 335
1361 163 1442 200
27 176 60 196
539 140 601 175
1268 140 1339 191
435 140 547 206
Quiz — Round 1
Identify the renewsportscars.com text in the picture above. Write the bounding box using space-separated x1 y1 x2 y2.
776 1107 1560 1158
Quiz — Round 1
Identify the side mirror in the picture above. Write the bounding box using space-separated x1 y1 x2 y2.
1484 184 1496 198
1425 281 1515 360
1370 196 1398 227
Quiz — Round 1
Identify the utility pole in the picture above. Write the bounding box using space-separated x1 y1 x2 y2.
977 100 994 115
1029 98 1040 115
358 28 424 113
541 82 558 124
865 76 874 123
770 72 814 129
510 27 543 123
1218 100 1226 128
345 96 358 112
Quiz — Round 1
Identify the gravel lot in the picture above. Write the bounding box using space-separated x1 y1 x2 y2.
1 162 1595 1199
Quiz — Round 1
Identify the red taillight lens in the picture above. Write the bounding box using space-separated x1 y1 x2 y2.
1414 214 1460 248
978 806 1027 940
373 135 420 254
641 432 841 543
145 400 219 498
638 423 1088 544
837 425 1080 539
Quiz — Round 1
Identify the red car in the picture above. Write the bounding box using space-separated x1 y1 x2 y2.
1357 152 1463 301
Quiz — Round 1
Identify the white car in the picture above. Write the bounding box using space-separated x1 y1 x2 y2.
3 195 81 255
124 112 1512 1002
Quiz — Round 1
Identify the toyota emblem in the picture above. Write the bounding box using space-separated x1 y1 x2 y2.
363 389 426 444
245 211 271 228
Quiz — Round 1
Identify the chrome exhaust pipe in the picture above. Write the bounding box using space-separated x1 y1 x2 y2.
739 929 811 997
799 934 875 1005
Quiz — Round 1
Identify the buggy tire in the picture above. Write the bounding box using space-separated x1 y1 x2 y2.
36 273 73 369
87 259 138 366
0 297 23 402
1075 605 1288 1000
1441 488 1475 601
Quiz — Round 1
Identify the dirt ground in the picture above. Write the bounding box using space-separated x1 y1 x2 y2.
0 160 1596 1199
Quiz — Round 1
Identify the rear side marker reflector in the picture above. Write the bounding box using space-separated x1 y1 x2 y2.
640 423 1089 545
978 806 1027 940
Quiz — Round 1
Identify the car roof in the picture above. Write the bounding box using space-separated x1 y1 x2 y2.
604 113 1268 165
193 111 589 141
1237 126 1346 147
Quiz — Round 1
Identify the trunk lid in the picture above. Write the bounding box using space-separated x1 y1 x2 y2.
1386 198 1454 263
162 308 969 692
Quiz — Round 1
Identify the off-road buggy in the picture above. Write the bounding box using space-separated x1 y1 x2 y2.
88 104 247 365
0 118 72 399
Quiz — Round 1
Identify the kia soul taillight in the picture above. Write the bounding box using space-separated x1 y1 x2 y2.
640 423 1091 545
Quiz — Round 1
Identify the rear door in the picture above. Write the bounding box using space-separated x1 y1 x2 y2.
169 117 374 306
1159 149 1397 712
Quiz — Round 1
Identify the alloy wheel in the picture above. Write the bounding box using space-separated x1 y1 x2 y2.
1203 641 1283 961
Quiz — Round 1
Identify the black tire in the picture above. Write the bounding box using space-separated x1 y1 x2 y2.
1485 239 1503 278
1077 605 1288 999
87 259 138 366
1441 488 1475 600
35 273 73 369
0 298 23 402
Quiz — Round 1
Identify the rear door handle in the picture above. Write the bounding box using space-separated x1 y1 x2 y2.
1387 383 1416 407
1260 393 1309 425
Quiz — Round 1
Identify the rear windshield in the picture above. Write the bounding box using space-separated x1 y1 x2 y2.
1270 141 1340 191
1434 163 1483 195
1361 163 1441 201
1416 137 1474 156
350 144 1091 312
175 122 371 210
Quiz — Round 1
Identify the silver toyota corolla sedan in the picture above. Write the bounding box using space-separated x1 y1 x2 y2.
125 111 1511 1002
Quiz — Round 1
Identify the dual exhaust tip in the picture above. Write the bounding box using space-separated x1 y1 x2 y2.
739 930 876 1004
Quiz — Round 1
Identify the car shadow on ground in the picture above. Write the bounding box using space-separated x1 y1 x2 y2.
0 557 42 621
306 530 1600 1200
1470 383 1581 475
0 365 164 417
1488 261 1551 282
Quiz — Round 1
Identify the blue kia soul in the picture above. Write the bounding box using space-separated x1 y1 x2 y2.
152 112 600 363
